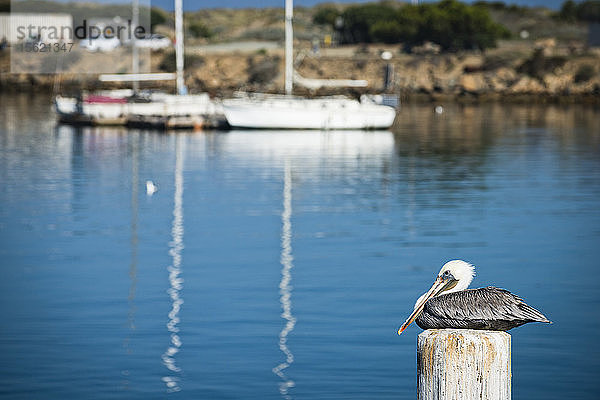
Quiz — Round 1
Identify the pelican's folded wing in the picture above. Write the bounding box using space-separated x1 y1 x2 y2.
420 287 550 331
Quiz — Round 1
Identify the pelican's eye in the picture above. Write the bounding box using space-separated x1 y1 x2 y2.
441 270 455 281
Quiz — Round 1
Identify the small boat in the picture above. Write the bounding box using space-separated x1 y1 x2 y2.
56 90 221 128
53 0 223 130
222 0 397 130
223 94 396 130
55 91 129 125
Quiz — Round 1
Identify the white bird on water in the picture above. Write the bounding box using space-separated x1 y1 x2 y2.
398 260 551 335
146 180 158 195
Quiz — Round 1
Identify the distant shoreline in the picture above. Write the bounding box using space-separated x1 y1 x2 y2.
2 0 599 104
2 44 599 104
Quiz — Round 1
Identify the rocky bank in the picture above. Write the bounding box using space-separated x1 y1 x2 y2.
1 39 599 103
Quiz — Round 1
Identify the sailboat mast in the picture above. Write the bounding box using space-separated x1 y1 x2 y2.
284 0 293 96
132 0 139 92
174 0 186 95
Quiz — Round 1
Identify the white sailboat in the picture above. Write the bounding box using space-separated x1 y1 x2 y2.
54 0 223 129
55 89 219 128
222 0 397 130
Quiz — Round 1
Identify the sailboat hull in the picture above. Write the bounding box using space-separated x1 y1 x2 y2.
54 93 222 128
223 97 396 130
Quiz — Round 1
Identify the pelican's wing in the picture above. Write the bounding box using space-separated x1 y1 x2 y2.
423 287 551 325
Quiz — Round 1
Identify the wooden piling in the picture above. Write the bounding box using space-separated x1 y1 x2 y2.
417 329 511 400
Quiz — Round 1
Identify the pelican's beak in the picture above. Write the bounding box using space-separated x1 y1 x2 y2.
397 276 453 335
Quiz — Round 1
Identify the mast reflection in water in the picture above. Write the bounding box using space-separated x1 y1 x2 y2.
273 161 296 399
162 137 185 392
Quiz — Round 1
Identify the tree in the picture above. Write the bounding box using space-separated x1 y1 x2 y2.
151 7 168 31
576 0 600 22
311 0 509 51
339 3 397 43
559 0 578 22
313 6 341 27
557 0 600 23
370 20 405 44
0 0 9 13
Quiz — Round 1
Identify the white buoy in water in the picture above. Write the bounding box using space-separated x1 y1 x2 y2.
146 180 158 195
434 106 444 114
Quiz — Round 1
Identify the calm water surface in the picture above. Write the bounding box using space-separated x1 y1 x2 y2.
1 94 599 399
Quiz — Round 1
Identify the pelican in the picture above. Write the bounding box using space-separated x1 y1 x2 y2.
398 260 551 335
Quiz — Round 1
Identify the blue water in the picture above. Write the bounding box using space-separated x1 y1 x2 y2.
1 94 599 399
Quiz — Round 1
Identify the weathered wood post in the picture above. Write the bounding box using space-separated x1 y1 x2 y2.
417 329 511 400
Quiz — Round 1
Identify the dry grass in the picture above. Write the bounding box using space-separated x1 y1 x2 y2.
185 7 331 44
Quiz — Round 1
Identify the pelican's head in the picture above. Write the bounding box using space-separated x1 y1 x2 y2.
397 260 475 335
437 260 475 293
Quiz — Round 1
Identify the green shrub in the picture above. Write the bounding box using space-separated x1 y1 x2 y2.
421 0 510 50
323 0 509 51
339 3 397 43
150 7 168 31
237 27 284 41
576 0 600 22
472 1 528 13
369 20 404 44
159 51 177 73
0 0 9 12
188 21 212 39
313 6 341 26
557 0 600 23
246 55 280 85
159 51 205 73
